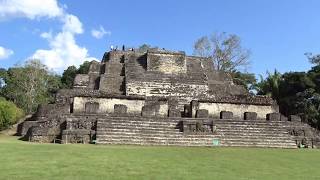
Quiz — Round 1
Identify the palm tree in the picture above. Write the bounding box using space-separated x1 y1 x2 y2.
255 70 282 102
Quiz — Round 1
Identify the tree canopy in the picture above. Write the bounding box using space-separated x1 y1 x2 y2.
256 65 320 129
193 32 251 72
61 61 91 88
0 59 61 114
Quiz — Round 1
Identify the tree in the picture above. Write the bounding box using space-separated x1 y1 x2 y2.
0 68 7 93
255 70 282 101
77 61 91 74
305 53 320 65
61 61 91 88
61 66 77 89
0 97 24 130
231 71 256 92
258 70 319 125
1 59 61 114
137 44 158 53
193 32 251 72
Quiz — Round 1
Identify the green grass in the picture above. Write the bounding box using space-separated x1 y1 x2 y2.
0 135 320 180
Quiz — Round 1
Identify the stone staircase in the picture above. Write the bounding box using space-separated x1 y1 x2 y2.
214 120 297 148
99 61 125 94
95 117 298 148
125 55 146 80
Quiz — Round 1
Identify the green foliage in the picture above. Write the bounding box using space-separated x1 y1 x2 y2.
137 44 152 53
231 71 256 91
306 52 320 65
61 66 77 88
256 70 282 101
77 61 91 74
256 67 320 128
0 98 24 130
61 61 91 88
137 44 159 53
0 59 62 114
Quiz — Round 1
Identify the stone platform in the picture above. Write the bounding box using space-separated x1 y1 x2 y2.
20 48 320 148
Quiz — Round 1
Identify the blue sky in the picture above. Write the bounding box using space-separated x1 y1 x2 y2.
0 0 320 76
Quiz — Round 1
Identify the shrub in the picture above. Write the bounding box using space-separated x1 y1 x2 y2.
0 97 24 130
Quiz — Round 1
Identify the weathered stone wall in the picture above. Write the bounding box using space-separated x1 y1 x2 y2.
73 97 167 115
73 74 90 88
198 102 278 119
147 50 186 74
126 81 208 98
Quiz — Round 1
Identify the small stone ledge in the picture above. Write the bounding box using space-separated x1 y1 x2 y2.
114 104 128 115
196 109 209 118
244 112 257 120
266 113 281 121
198 95 275 106
220 111 233 119
169 108 181 117
289 115 302 122
61 129 95 144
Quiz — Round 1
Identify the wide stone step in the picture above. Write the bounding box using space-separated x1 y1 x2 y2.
217 131 291 137
97 133 293 142
216 129 289 133
215 123 290 127
214 121 291 126
221 141 297 148
97 129 181 135
97 141 214 147
219 137 295 142
97 135 294 145
97 137 215 144
97 126 179 132
98 130 292 139
98 122 178 127
216 126 291 130
96 138 296 148
96 133 218 138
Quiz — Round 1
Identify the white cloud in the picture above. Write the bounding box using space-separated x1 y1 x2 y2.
0 46 14 59
32 31 97 71
0 0 98 71
31 11 97 71
91 26 111 39
0 0 63 20
62 14 83 34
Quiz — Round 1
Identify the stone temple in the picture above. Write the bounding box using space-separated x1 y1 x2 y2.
20 48 320 148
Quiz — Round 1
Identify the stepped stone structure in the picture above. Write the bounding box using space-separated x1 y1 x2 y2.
20 48 320 148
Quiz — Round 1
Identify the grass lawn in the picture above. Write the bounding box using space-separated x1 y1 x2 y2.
0 135 319 180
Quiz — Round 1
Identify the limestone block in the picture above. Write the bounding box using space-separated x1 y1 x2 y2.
88 61 101 74
289 115 302 122
196 109 209 118
281 115 288 121
61 129 93 144
266 113 281 121
19 121 38 136
146 50 187 74
85 102 99 114
114 104 127 114
169 108 181 117
141 105 156 117
244 112 257 120
220 111 233 119
73 74 89 87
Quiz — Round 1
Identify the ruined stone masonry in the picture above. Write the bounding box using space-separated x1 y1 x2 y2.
20 48 320 148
